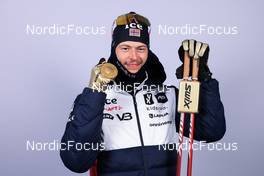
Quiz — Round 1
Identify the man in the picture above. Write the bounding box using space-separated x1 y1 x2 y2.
60 12 226 176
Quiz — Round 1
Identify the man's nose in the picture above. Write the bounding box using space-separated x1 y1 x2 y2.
129 49 138 61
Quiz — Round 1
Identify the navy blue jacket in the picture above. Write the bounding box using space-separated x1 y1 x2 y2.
60 79 225 176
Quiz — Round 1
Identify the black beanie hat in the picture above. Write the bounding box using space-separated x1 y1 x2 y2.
111 12 151 49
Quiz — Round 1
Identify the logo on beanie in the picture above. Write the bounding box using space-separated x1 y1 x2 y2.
125 23 143 37
125 23 143 30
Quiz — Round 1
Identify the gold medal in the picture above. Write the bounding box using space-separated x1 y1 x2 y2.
100 63 118 79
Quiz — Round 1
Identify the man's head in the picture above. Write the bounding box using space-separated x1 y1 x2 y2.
111 12 151 74
115 41 148 73
108 12 166 85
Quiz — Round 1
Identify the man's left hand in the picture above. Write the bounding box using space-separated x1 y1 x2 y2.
176 39 212 81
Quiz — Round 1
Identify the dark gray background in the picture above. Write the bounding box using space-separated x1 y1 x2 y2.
1 0 263 175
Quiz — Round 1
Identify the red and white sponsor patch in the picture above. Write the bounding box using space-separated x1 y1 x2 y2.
129 28 141 37
105 105 123 112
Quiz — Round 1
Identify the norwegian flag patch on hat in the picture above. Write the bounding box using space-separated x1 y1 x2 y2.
129 28 141 37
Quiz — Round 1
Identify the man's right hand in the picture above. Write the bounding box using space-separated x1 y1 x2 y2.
88 58 118 92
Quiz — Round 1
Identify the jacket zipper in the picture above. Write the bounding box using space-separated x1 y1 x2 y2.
132 94 148 176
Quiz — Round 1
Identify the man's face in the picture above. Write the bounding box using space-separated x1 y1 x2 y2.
115 41 148 73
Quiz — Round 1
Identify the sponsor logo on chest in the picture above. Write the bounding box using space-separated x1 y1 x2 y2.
103 112 133 121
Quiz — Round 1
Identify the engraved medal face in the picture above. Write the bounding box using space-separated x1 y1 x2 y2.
101 63 118 79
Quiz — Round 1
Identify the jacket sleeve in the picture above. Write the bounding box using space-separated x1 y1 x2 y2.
60 88 106 173
175 79 226 142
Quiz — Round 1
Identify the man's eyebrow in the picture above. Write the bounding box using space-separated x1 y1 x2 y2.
119 44 131 47
137 45 147 48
